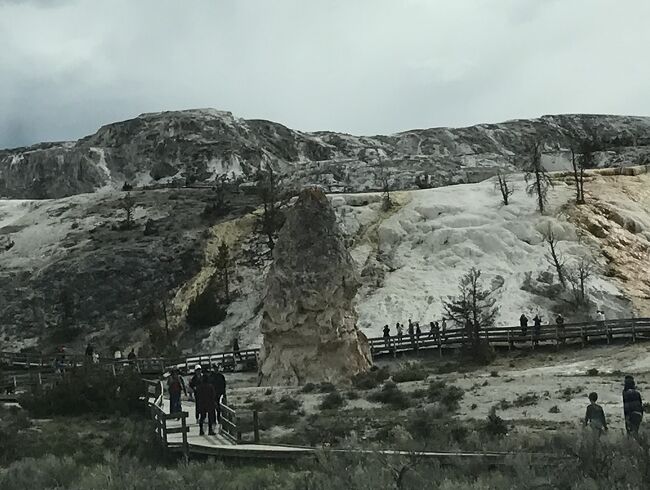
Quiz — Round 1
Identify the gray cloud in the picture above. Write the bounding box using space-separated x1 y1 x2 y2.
1 0 650 148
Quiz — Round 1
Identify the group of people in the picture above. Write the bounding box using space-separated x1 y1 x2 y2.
382 319 449 349
584 375 645 437
167 363 228 436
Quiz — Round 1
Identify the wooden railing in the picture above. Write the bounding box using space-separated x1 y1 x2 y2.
219 398 260 444
145 378 190 461
3 317 650 374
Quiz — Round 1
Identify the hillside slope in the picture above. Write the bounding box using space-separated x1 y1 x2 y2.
2 110 650 199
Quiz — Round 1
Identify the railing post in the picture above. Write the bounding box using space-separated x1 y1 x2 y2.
111 363 116 377
181 411 189 463
580 326 585 348
38 372 42 385
236 415 242 444
253 410 260 443
507 329 511 351
555 326 559 351
632 319 637 343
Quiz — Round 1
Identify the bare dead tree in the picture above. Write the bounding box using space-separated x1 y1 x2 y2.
525 142 553 213
375 157 393 211
570 148 586 205
541 224 566 288
213 241 233 302
495 171 515 205
566 257 594 306
255 166 282 250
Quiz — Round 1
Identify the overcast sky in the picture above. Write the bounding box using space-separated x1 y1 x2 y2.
1 0 650 148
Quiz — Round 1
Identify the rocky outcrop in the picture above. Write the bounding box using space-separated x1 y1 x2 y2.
259 187 372 385
2 110 650 199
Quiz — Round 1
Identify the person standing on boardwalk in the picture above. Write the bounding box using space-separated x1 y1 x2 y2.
195 373 217 435
429 321 439 342
408 320 415 348
233 337 242 361
584 392 608 434
415 322 422 348
396 323 404 344
623 375 644 437
382 324 391 349
209 363 227 423
188 365 202 415
167 368 187 414
441 319 447 341
520 314 529 337
556 314 565 344
533 314 542 345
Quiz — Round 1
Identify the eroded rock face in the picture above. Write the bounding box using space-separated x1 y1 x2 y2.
259 187 371 385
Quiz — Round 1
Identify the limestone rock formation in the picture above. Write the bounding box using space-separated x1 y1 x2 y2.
259 187 372 385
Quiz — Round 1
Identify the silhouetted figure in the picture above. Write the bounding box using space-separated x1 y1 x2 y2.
396 323 404 344
585 392 607 434
209 363 227 422
382 325 391 349
623 376 644 436
85 343 94 358
441 319 447 341
556 314 565 344
408 320 415 348
520 314 528 337
127 349 136 360
233 338 242 360
533 314 542 345
415 323 422 346
195 373 217 435
429 321 440 342
189 365 202 415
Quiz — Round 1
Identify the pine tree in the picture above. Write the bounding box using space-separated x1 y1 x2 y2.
214 241 232 302
443 268 499 346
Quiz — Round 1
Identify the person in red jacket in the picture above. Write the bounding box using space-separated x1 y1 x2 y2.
194 374 217 436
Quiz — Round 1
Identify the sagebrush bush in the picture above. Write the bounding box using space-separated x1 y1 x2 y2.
427 379 464 411
19 365 145 417
368 381 412 409
320 391 345 410
392 363 428 383
352 366 390 390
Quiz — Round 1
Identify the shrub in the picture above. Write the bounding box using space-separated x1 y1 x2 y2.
392 363 427 383
318 382 336 393
368 381 412 409
513 393 539 407
346 390 359 400
483 407 508 438
586 368 599 376
427 380 464 411
19 366 145 417
301 383 316 393
549 405 560 414
185 290 227 328
490 371 499 377
278 394 301 412
320 391 345 410
352 367 390 390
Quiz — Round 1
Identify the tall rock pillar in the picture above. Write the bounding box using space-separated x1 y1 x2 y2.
258 187 372 385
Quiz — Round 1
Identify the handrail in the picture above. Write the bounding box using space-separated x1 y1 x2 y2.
3 317 650 373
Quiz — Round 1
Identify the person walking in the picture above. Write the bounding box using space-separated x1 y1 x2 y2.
584 392 608 434
428 321 439 342
209 363 227 423
415 322 422 348
520 314 529 337
194 373 217 435
382 324 391 350
167 369 187 414
623 375 644 437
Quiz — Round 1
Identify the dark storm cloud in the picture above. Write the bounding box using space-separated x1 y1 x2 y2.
1 0 650 148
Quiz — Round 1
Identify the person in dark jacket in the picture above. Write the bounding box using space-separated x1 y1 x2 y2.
533 314 542 345
382 324 391 349
623 375 644 436
195 374 217 435
208 364 227 423
520 314 528 337
188 365 202 418
233 337 242 361
584 392 607 433
556 314 565 344
167 369 187 414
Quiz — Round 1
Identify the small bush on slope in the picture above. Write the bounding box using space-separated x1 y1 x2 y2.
391 363 428 383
